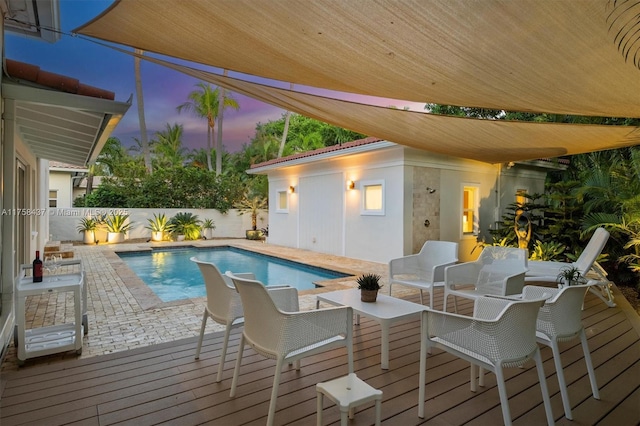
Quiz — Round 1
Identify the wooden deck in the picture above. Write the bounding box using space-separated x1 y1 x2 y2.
1 287 639 426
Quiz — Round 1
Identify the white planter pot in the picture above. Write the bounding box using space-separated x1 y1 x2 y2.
151 231 164 242
202 228 214 239
176 235 186 241
108 232 125 243
82 230 95 244
94 227 108 244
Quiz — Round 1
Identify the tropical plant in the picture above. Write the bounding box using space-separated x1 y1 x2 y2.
177 82 240 174
76 217 97 233
529 240 566 261
146 213 170 233
236 195 268 230
168 212 202 240
556 266 586 286
356 273 382 291
202 218 216 230
152 123 187 168
105 213 133 234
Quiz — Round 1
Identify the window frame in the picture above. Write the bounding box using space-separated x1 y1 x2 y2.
275 188 289 213
462 184 479 237
360 179 385 216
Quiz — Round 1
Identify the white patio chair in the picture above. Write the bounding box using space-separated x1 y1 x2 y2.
521 284 600 420
388 240 459 308
190 257 297 382
418 296 554 426
227 272 354 426
526 227 614 306
443 246 528 313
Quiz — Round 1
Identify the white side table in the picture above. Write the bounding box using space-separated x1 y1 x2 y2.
15 265 84 365
316 373 382 426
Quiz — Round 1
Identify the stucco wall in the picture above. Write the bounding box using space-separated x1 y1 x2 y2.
48 208 262 242
49 171 72 208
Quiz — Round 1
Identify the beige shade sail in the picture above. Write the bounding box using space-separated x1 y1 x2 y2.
127 53 640 164
76 0 640 118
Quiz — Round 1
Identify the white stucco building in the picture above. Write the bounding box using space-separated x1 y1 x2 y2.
250 137 560 264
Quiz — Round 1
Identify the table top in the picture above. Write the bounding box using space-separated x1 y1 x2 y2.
317 289 426 320
17 272 83 295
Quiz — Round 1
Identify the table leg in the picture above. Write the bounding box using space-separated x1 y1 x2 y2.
381 321 390 369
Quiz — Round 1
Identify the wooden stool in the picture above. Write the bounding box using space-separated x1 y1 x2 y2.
316 373 382 426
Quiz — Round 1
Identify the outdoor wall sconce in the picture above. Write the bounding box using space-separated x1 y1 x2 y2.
346 180 356 190
426 187 437 194
288 185 296 194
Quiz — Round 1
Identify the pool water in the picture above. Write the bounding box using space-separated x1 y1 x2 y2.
117 246 350 302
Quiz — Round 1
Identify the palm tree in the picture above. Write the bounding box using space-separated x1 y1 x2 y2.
177 82 240 175
153 123 187 168
134 48 152 173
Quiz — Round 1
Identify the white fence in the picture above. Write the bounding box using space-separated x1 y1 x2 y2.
48 208 267 242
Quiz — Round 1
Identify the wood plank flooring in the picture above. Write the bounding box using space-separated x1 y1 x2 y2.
2 288 639 425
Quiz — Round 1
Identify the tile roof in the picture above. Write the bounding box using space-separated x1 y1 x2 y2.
5 59 115 100
250 137 384 169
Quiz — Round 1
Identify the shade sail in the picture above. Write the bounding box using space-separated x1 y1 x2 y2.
76 0 640 118
128 53 640 164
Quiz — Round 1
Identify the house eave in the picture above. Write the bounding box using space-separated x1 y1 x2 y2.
248 140 396 174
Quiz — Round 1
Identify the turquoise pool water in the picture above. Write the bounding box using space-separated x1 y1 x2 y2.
117 246 349 302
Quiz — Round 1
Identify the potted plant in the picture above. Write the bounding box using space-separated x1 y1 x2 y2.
105 213 134 243
236 194 267 240
168 212 201 241
556 266 586 288
357 273 383 302
76 217 97 244
146 213 169 242
201 218 216 240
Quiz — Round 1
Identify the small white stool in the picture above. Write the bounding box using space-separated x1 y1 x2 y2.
316 373 382 426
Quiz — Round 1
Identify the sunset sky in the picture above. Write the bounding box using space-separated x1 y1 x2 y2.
7 0 424 154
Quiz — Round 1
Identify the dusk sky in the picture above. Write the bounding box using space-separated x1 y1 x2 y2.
7 0 424 154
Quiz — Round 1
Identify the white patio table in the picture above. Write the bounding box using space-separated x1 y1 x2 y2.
317 289 426 369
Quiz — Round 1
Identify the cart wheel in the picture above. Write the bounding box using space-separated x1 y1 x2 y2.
13 326 18 349
82 315 89 335
76 348 83 355
17 359 25 367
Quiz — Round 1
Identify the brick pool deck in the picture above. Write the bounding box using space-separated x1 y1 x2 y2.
2 239 398 372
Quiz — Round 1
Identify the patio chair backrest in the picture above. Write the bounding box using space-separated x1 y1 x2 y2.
574 227 609 275
416 241 459 281
191 257 242 325
522 284 591 341
228 274 290 354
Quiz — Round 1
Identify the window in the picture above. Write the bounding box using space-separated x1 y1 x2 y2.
361 180 385 215
462 185 479 235
49 190 58 208
276 189 288 213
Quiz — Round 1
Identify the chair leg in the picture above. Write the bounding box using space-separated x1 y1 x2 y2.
216 324 233 382
194 309 208 359
267 358 285 426
230 334 245 398
534 348 555 426
550 339 573 420
428 290 434 310
419 289 424 305
418 317 428 418
580 329 600 400
494 366 513 426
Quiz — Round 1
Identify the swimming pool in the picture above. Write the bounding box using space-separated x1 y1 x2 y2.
117 246 350 302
